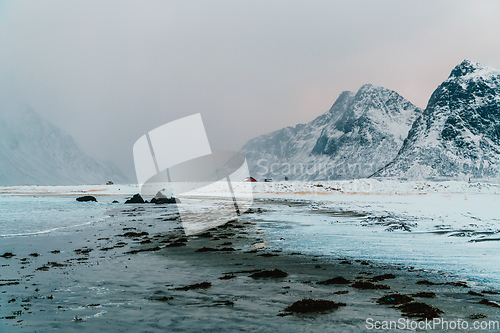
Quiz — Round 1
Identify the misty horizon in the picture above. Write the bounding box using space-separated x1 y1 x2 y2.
1 1 500 179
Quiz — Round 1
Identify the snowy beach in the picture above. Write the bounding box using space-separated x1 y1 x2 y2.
1 181 500 331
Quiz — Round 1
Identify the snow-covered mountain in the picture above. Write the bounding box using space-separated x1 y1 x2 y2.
240 84 421 180
373 60 500 180
0 106 130 185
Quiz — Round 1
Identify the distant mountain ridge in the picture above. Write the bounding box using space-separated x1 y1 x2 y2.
240 84 421 180
0 106 130 185
240 60 500 181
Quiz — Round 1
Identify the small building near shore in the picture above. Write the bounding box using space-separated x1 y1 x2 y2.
244 177 258 182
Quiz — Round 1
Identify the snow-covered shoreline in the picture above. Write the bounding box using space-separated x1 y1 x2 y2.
2 179 500 196
2 180 499 287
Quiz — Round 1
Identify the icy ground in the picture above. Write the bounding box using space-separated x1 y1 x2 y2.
1 179 500 288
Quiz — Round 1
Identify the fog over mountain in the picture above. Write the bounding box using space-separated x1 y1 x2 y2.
0 106 130 185
2 2 500 178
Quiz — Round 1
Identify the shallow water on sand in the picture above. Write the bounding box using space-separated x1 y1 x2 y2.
0 196 111 237
247 199 500 289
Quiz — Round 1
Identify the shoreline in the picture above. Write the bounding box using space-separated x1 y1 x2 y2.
1 199 499 331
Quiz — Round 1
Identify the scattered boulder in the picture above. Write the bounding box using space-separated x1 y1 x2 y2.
148 191 178 204
76 196 97 202
151 197 177 204
125 194 145 204
155 191 167 198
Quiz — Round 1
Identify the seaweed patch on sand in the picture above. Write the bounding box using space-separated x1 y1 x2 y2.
279 298 346 316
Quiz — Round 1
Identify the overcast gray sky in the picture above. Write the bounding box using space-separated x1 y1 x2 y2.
1 0 500 179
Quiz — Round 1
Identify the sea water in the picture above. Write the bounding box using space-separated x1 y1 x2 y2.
0 196 111 237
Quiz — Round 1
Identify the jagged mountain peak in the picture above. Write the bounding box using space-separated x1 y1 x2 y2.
374 61 500 180
426 59 500 113
241 60 500 181
240 84 421 180
450 59 486 78
447 59 500 82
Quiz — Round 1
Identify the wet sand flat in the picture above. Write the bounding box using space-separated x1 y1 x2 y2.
1 200 499 332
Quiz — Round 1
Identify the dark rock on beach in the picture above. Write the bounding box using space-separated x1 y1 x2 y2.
125 194 145 204
76 196 97 202
150 197 177 204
